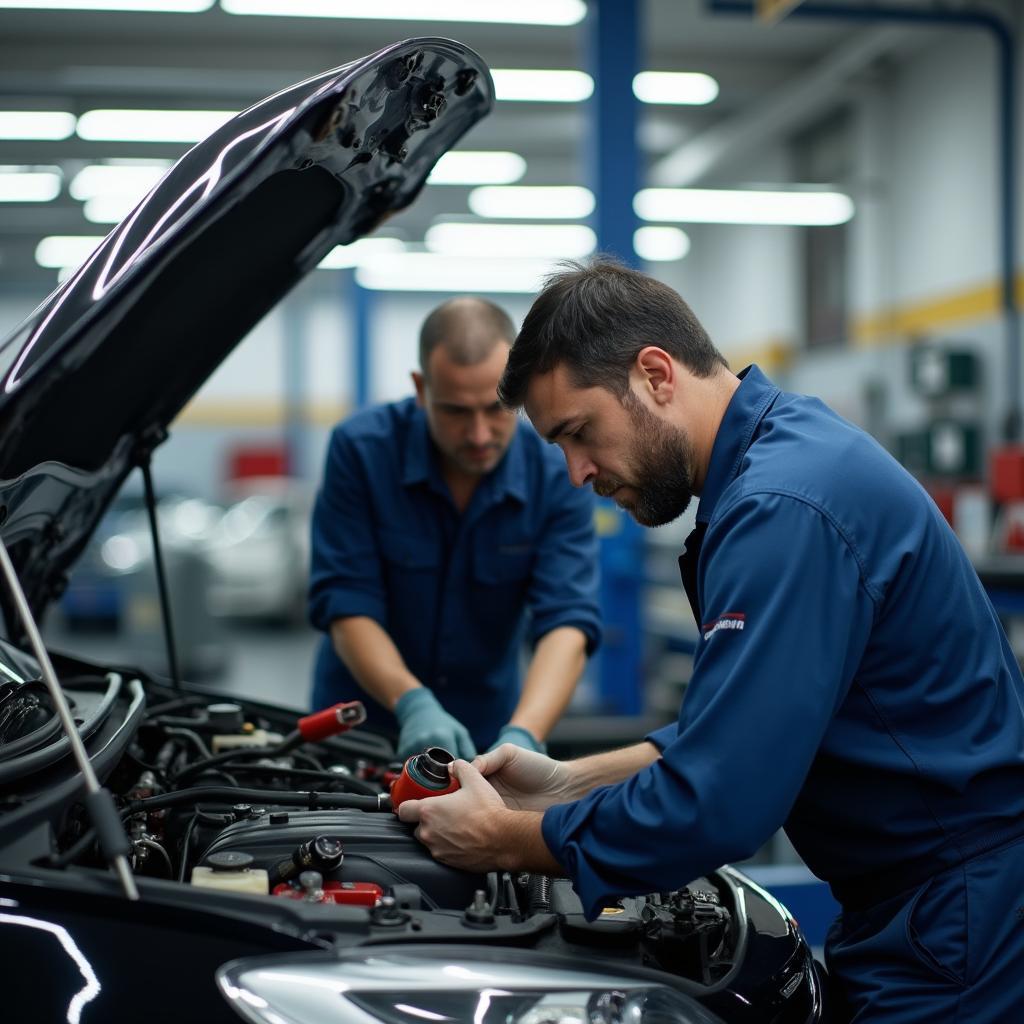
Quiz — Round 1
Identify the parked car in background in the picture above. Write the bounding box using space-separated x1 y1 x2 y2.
58 492 149 629
60 492 222 629
59 492 226 674
206 477 313 623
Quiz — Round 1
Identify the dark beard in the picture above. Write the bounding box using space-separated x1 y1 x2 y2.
621 393 695 527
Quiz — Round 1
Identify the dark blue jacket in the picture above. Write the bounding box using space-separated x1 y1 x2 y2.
309 397 602 749
543 365 1024 919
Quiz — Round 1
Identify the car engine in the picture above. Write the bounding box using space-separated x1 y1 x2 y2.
0 662 823 1023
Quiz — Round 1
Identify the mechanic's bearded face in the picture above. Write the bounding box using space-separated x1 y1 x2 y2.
414 342 518 478
603 391 696 527
525 362 696 528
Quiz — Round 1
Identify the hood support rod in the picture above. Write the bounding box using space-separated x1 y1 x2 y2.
139 453 183 694
0 535 139 900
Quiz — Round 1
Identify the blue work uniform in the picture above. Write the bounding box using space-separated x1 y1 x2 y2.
542 366 1024 1022
309 397 602 750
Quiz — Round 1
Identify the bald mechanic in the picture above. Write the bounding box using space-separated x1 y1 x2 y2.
399 261 1024 1023
309 297 601 760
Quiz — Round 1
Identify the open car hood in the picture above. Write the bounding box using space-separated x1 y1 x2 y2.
0 38 492 625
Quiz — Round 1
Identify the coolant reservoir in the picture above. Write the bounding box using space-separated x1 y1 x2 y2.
191 851 268 894
212 728 283 753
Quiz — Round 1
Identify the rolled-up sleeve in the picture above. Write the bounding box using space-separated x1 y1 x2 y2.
541 490 875 919
526 469 602 654
307 428 387 631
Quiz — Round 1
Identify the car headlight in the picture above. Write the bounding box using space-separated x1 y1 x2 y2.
216 948 724 1024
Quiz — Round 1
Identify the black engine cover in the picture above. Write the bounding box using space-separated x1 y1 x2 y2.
201 809 486 909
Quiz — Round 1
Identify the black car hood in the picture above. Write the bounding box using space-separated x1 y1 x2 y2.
0 38 492 627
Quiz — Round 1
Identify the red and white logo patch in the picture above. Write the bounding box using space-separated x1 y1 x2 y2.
702 612 745 639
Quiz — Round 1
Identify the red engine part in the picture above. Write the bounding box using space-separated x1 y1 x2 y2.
297 701 367 743
272 880 384 906
390 747 460 813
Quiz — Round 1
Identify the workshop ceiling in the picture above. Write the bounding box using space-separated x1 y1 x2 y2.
0 0 915 290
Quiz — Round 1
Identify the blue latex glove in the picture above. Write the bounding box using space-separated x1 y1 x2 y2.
487 723 547 754
394 688 476 761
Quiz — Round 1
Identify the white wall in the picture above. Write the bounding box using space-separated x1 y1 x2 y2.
786 23 1014 450
885 29 998 304
655 146 801 355
665 21 1021 457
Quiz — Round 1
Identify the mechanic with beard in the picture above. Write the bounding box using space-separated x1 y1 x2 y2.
309 297 602 760
399 260 1024 1023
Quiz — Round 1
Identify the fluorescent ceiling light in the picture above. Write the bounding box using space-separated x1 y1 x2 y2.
0 166 62 202
36 235 104 270
0 111 75 140
634 226 690 262
77 109 236 143
635 188 855 226
491 69 593 103
633 72 719 106
221 0 585 25
469 186 595 220
317 237 406 270
426 222 595 259
0 0 213 8
356 253 554 294
82 195 139 223
427 151 526 186
73 163 174 221
71 161 171 200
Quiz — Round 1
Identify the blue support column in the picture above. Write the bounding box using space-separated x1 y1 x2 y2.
588 0 641 264
351 270 373 410
587 0 646 715
282 302 307 477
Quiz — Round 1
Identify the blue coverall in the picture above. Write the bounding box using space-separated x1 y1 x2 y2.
309 397 602 750
542 366 1024 1022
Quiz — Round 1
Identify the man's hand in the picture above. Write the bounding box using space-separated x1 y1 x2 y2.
397 759 514 872
472 743 578 812
487 723 546 754
394 688 476 760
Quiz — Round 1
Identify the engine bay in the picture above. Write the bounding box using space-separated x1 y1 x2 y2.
0 656 820 1022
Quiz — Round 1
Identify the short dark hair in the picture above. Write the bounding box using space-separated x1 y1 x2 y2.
419 296 516 373
498 257 727 408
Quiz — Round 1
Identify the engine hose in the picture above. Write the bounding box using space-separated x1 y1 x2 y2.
162 727 212 760
171 731 302 786
133 838 173 878
144 695 206 717
527 874 552 914
125 785 389 814
48 828 98 868
224 762 379 796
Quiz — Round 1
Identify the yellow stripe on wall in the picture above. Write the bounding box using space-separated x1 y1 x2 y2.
175 399 349 428
852 272 1024 347
721 336 795 374
725 271 1024 365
